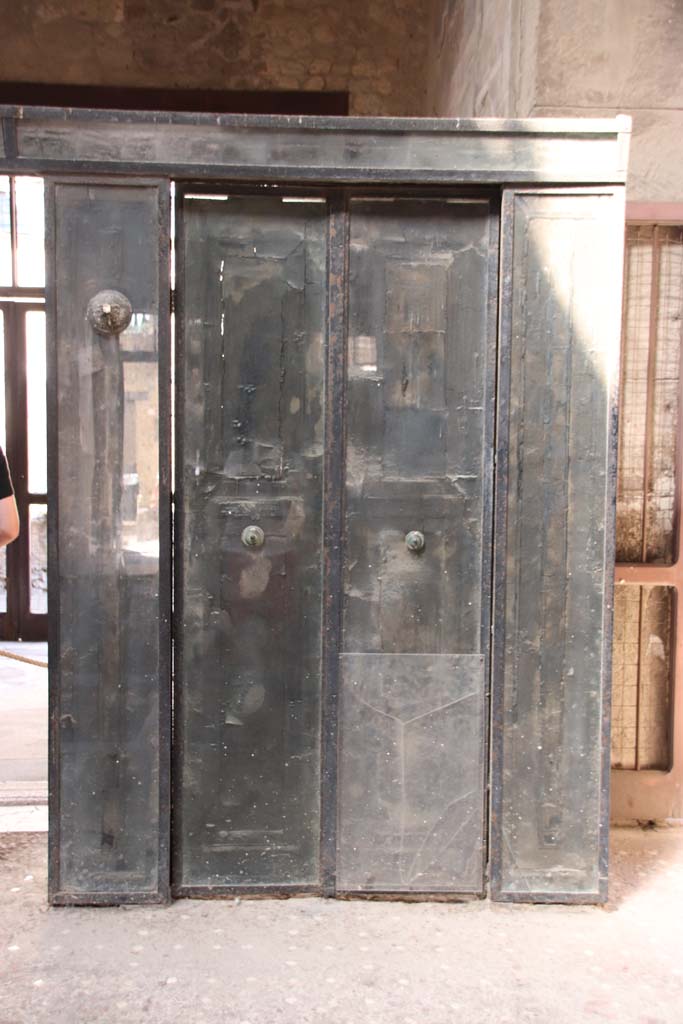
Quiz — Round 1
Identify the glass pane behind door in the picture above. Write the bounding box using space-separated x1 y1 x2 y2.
29 504 47 613
338 199 495 893
16 177 45 288
26 310 47 495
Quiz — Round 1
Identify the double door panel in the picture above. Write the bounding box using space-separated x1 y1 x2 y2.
175 190 496 895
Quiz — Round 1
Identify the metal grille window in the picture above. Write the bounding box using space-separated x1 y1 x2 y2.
613 224 683 771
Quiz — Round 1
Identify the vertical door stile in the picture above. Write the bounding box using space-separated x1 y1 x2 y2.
170 181 187 895
481 200 502 892
320 191 348 896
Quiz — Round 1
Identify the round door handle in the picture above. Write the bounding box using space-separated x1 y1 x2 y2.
86 289 133 336
405 530 425 553
241 525 265 549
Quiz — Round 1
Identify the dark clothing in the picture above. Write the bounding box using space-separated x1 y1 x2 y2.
0 446 14 500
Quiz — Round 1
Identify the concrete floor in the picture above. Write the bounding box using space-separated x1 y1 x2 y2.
0 827 681 1024
0 642 47 805
1 648 681 1022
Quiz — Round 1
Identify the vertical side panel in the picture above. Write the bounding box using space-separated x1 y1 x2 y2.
47 179 170 904
491 188 624 902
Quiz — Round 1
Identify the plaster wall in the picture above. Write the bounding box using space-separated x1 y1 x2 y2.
426 0 539 118
532 0 683 201
0 0 434 117
427 0 683 201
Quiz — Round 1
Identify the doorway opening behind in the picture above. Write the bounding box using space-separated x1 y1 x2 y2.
0 174 47 642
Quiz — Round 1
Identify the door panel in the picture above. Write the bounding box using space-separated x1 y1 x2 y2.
47 180 170 903
175 194 327 890
338 199 496 893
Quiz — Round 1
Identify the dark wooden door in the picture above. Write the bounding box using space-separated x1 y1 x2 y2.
174 192 328 892
175 190 497 895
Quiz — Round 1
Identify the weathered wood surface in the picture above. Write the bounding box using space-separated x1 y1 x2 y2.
338 653 486 892
175 195 327 889
492 189 623 901
338 198 496 893
0 107 631 185
48 181 166 902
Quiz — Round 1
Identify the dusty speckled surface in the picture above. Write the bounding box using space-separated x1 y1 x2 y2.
0 827 682 1023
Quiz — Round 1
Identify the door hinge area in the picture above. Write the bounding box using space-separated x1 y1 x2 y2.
170 288 177 315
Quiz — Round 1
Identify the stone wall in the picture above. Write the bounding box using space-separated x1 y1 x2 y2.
0 0 435 116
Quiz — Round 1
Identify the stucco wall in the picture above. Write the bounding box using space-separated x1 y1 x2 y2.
427 0 683 201
0 0 434 116
426 0 539 118
532 0 683 201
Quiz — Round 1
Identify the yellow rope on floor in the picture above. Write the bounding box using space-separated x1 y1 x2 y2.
0 648 48 669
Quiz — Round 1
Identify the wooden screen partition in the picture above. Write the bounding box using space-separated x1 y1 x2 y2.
0 107 630 904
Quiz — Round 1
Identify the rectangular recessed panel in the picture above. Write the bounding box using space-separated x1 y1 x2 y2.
15 176 45 287
340 198 495 894
176 195 327 890
338 653 486 892
49 181 168 901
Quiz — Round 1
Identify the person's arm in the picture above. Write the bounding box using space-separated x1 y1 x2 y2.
0 447 19 548
0 494 19 547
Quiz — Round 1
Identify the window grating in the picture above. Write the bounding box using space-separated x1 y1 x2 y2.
616 225 683 563
611 585 673 771
613 222 683 771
